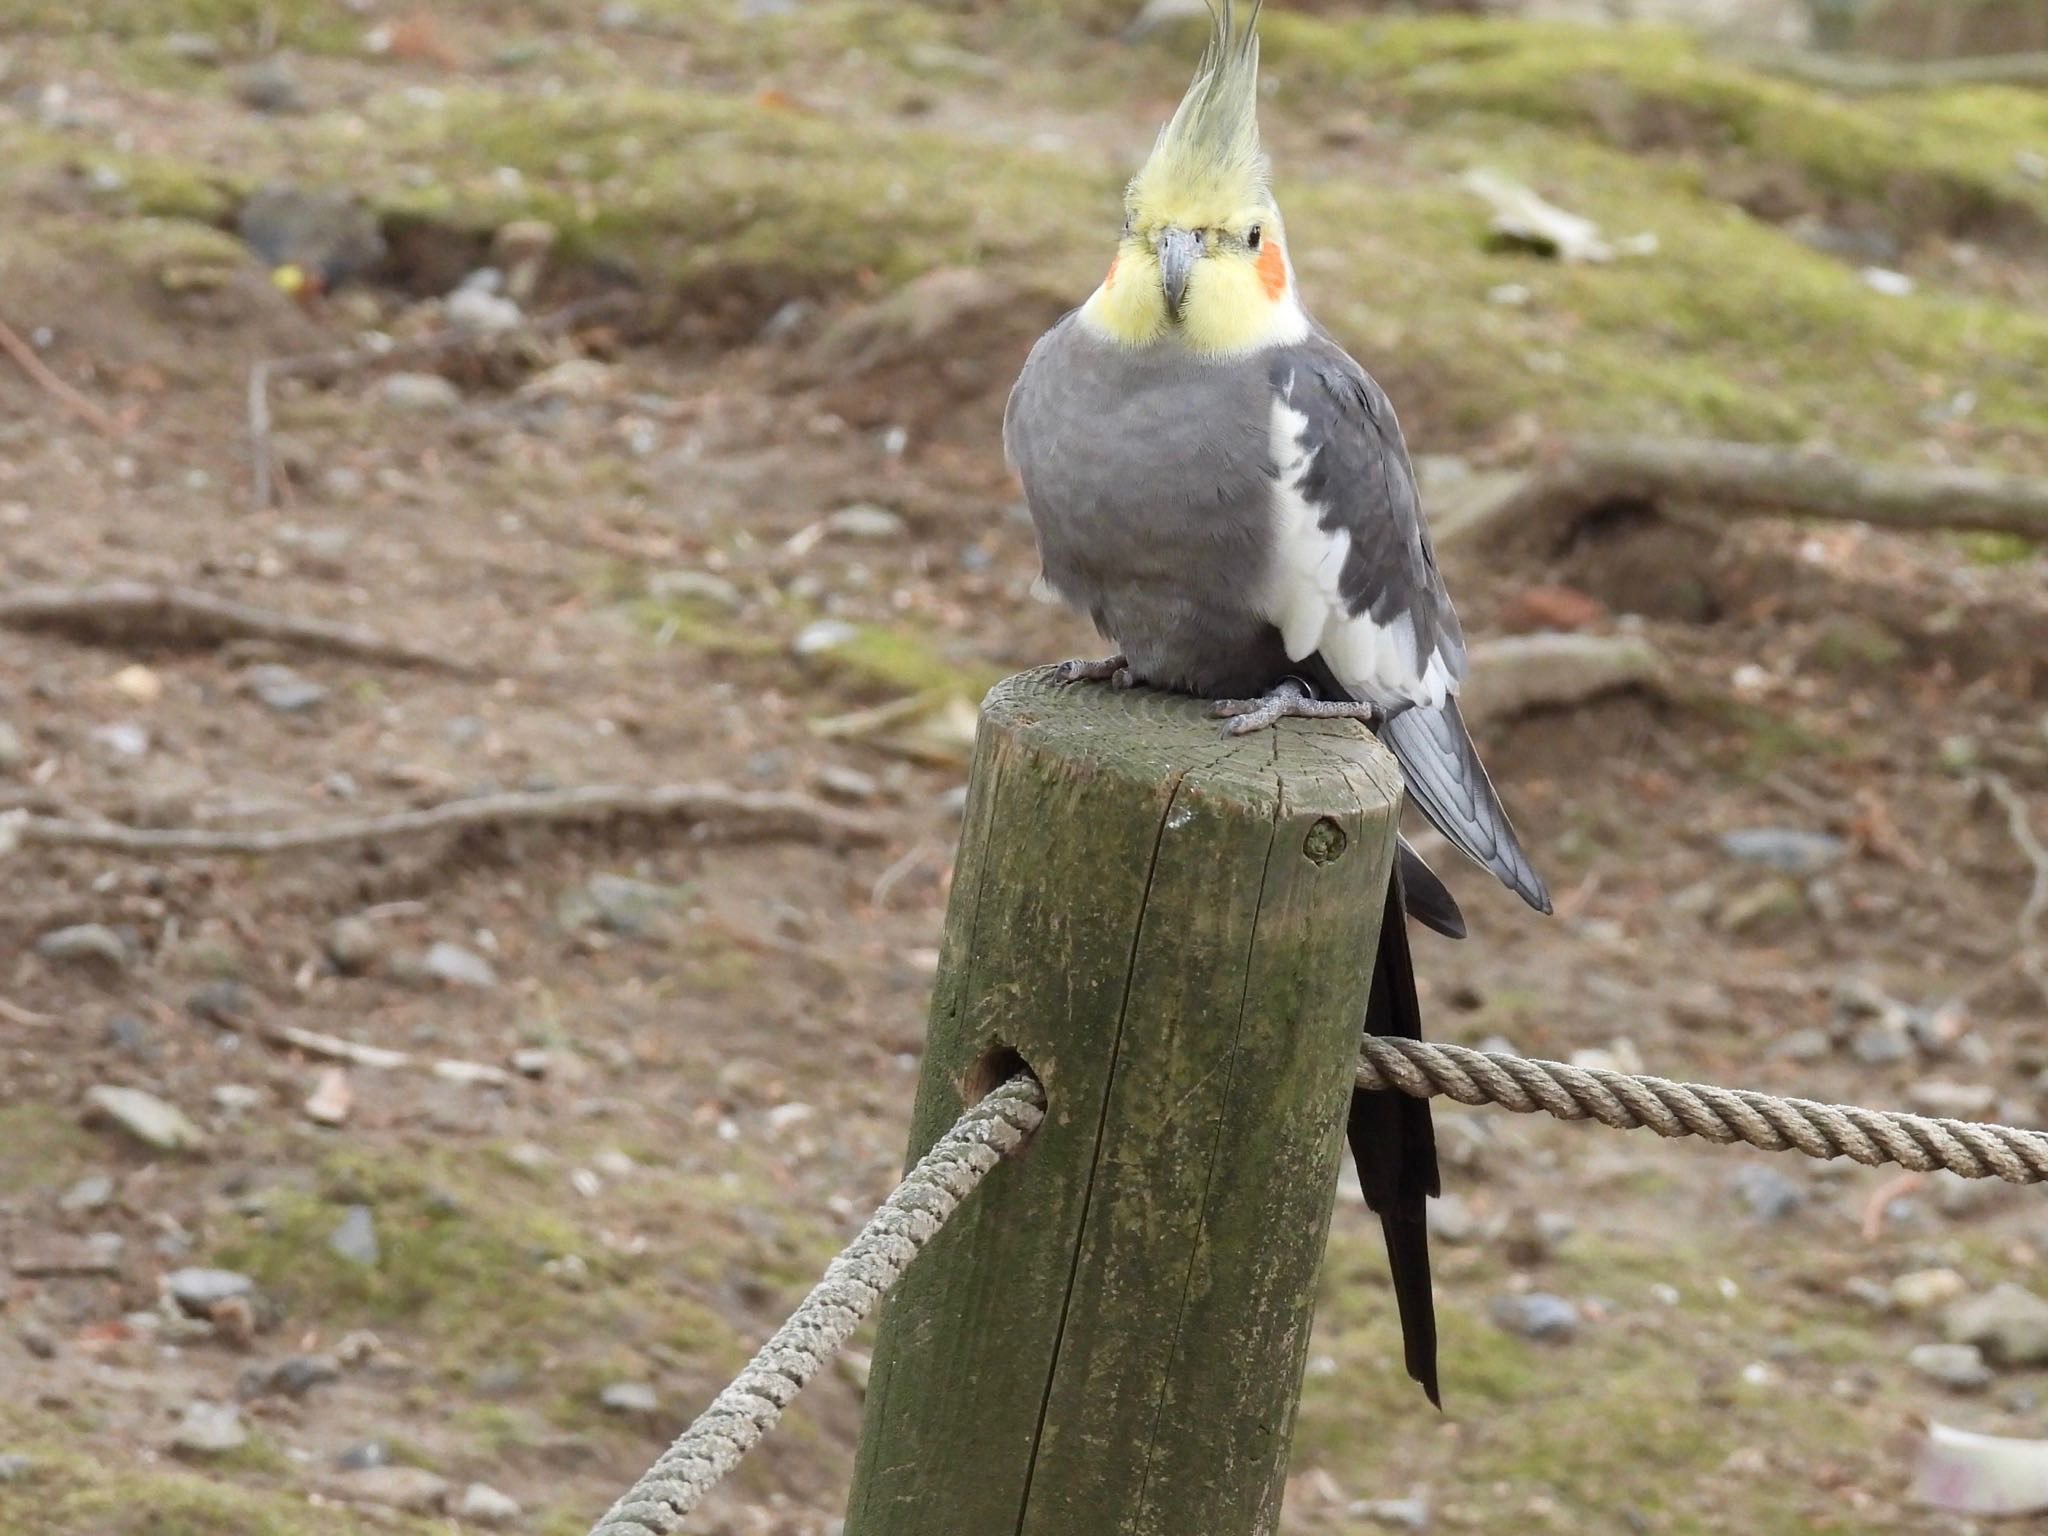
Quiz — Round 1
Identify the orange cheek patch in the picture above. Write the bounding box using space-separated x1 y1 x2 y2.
1257 239 1288 299
1105 256 1120 290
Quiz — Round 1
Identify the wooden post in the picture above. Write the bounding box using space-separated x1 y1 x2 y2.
844 668 1403 1536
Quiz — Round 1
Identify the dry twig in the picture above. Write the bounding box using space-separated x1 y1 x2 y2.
1980 772 2048 1007
1433 437 2048 556
0 996 55 1028
0 313 127 438
9 781 885 859
0 581 476 672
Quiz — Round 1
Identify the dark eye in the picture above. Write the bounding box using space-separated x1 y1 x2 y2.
1247 224 1263 250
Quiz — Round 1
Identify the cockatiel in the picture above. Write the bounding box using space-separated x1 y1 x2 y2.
1004 0 1550 1406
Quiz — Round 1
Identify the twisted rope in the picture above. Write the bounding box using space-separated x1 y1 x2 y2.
1358 1037 2048 1184
587 1074 1046 1536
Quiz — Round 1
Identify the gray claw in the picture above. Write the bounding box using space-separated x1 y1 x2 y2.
1212 680 1380 736
1056 654 1134 686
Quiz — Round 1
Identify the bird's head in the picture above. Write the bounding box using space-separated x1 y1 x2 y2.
1083 0 1302 355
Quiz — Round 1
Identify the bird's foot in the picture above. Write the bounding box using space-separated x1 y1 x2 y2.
1212 679 1381 736
1055 654 1137 688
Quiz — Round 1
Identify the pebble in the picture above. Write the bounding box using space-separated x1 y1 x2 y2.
187 979 252 1027
304 1068 352 1127
36 924 129 972
337 1441 388 1471
456 1482 524 1527
0 719 26 771
422 941 497 989
1731 1164 1804 1221
16 1319 58 1358
245 1353 341 1400
647 569 743 610
105 1014 151 1054
161 31 223 64
325 917 385 975
170 1401 248 1457
1348 1494 1430 1530
823 504 908 541
84 1086 206 1153
58 1173 115 1213
1947 1282 2048 1366
1850 1024 1911 1067
242 664 328 713
1892 1269 1968 1314
91 719 150 758
1772 1028 1832 1063
329 1204 380 1268
600 1381 660 1415
233 58 306 113
1910 1342 1992 1393
793 619 859 656
10 1235 122 1278
558 874 672 938
1909 1080 1997 1117
338 1466 450 1513
446 286 522 334
1425 1193 1479 1245
165 1268 257 1316
816 764 881 803
380 372 462 413
0 1454 32 1482
511 1048 553 1078
1489 1292 1579 1341
1719 828 1847 876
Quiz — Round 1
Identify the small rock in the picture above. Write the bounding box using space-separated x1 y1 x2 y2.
59 1173 115 1213
557 874 673 938
1490 1292 1579 1341
187 979 252 1027
248 1353 341 1400
242 664 328 714
337 1441 388 1471
1893 1269 1968 1314
329 1205 380 1268
793 619 859 656
816 764 881 803
0 719 29 771
16 1319 58 1358
304 1068 352 1127
647 569 743 610
1425 1193 1479 1245
1349 1494 1431 1531
446 286 522 334
380 372 462 413
212 1083 265 1114
90 721 150 759
10 1235 122 1278
165 1268 256 1316
1860 266 1914 297
1910 1342 1992 1392
1909 1080 1997 1118
1731 1164 1804 1222
457 1481 524 1526
1773 1028 1832 1062
823 504 908 541
171 1401 248 1457
1947 1282 2048 1366
84 1086 206 1153
36 924 129 972
105 1014 151 1054
422 941 497 989
233 58 306 113
1719 828 1848 876
511 1048 553 1078
0 1454 32 1482
600 1381 660 1415
161 31 223 63
1850 1024 1912 1067
324 917 384 975
338 1466 450 1513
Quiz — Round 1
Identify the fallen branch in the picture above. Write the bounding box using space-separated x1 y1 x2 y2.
249 293 634 509
1433 437 2048 557
0 581 476 672
0 313 126 439
1980 772 2048 1008
1733 45 2048 94
9 781 885 858
1460 632 1669 722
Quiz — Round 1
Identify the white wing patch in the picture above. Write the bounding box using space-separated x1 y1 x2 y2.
1256 395 1457 711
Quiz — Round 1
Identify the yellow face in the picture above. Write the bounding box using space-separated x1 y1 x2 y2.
1084 191 1298 355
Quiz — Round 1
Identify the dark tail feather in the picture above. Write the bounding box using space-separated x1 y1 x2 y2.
1380 698 1551 915
1396 836 1465 940
1349 878 1442 1406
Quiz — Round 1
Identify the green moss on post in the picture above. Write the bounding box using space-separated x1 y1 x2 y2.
845 668 1402 1536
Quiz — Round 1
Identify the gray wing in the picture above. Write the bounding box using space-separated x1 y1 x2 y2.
1265 334 1550 914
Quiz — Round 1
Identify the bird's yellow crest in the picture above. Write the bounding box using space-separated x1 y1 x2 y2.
1081 0 1304 355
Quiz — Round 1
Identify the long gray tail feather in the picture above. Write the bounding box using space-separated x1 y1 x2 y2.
1351 877 1441 1406
1381 699 1551 914
1397 837 1465 940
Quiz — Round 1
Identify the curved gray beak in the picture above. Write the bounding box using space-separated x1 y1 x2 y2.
1157 227 1202 321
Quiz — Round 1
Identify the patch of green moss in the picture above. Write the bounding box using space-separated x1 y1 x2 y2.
0 1103 99 1190
70 216 252 295
809 622 1003 702
0 0 357 51
0 1445 426 1536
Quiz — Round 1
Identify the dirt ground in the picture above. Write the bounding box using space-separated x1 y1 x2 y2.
5 4 2048 1534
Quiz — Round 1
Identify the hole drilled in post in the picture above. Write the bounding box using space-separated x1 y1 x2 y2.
962 1042 1037 1106
1303 817 1348 866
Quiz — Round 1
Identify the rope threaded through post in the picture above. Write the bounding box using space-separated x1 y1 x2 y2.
1357 1036 2048 1184
587 1074 1046 1536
